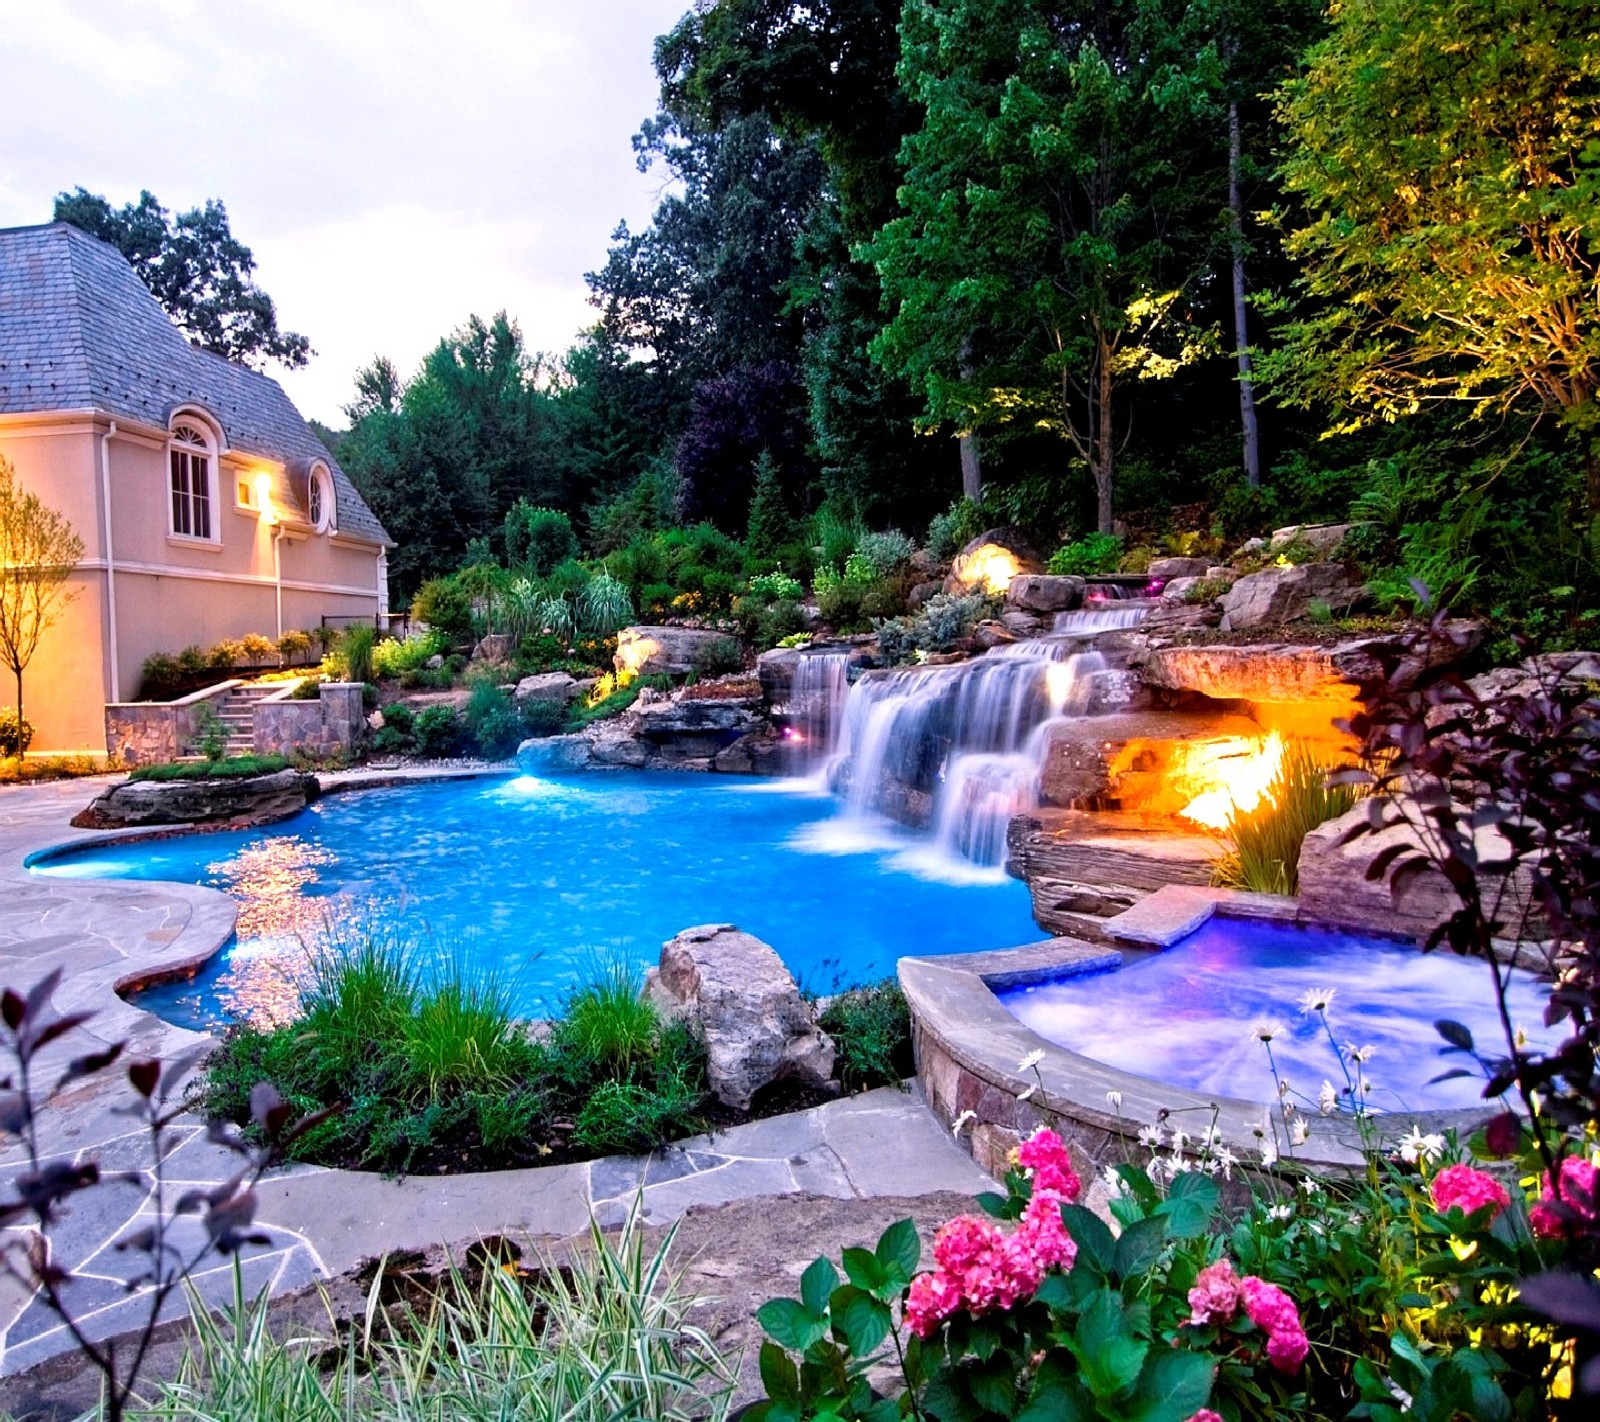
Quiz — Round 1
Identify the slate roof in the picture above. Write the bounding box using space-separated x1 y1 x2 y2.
0 222 391 547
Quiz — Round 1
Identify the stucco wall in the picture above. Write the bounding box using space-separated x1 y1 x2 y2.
2 412 387 752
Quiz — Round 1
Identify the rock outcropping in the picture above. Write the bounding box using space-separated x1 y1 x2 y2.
78 769 319 829
646 924 835 1110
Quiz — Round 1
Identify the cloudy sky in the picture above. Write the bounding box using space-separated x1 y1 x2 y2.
0 0 691 424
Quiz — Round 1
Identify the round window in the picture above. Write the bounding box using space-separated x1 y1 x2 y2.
309 465 333 532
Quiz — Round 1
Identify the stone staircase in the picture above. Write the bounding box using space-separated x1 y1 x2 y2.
192 683 279 759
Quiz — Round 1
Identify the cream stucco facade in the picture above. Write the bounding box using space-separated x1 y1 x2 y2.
1 408 388 753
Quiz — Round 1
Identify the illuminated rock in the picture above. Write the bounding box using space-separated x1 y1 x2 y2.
945 528 1043 596
513 672 579 704
614 626 739 678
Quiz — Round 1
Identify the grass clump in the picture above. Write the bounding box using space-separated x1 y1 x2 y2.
1212 743 1362 895
129 754 290 782
197 933 709 1174
816 980 913 1091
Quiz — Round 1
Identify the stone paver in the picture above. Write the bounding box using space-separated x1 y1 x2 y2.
0 774 993 1375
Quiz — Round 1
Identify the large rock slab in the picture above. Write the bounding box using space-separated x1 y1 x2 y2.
646 925 835 1110
1271 522 1356 555
513 672 579 705
1220 562 1356 631
631 698 759 737
1005 574 1084 614
79 769 319 829
615 626 740 678
1147 556 1210 580
1137 624 1484 703
1035 710 1264 810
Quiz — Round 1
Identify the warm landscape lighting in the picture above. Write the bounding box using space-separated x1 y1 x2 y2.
1174 731 1287 831
254 472 276 524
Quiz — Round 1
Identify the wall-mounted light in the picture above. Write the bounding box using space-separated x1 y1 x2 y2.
254 472 277 525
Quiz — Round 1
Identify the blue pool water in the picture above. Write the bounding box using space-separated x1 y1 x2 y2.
34 772 1040 1030
997 916 1553 1112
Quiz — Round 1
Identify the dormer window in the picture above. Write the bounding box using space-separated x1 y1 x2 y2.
168 419 216 540
308 462 334 533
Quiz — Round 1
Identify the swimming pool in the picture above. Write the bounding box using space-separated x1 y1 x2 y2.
34 772 1041 1031
996 915 1552 1112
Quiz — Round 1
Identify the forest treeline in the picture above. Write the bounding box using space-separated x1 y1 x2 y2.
320 0 1596 646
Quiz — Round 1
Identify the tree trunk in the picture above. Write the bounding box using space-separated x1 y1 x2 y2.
959 431 983 504
1229 101 1261 489
1094 330 1115 535
12 665 21 760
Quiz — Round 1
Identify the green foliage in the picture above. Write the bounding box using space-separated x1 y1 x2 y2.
1048 534 1125 577
748 569 805 603
197 933 713 1175
1269 0 1600 492
189 701 228 762
745 449 797 568
519 697 568 739
412 577 475 644
504 501 581 575
463 679 523 760
371 631 447 680
812 505 863 571
576 572 633 637
875 591 991 666
926 497 989 561
128 754 289 783
691 635 744 676
412 705 462 758
589 464 679 554
816 982 912 1092
0 707 34 757
1213 743 1362 896
331 625 376 685
853 529 916 578
207 638 242 670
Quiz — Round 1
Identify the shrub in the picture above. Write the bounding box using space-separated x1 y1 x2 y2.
130 754 290 782
0 708 37 756
690 635 743 676
464 679 523 759
177 644 209 674
842 550 877 586
372 630 446 679
858 576 908 621
811 504 862 570
555 964 660 1071
519 697 568 738
873 616 917 666
1213 742 1362 895
412 577 474 643
588 463 678 553
926 497 987 560
577 571 633 636
332 625 376 684
752 598 808 649
240 632 276 663
1048 532 1124 576
504 501 580 575
914 591 987 651
748 569 804 603
207 638 243 670
140 651 181 695
854 528 916 577
817 981 912 1091
276 629 312 664
814 568 864 628
1117 543 1157 574
412 705 461 757
190 701 228 761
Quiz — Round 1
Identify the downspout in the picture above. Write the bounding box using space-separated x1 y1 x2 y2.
98 420 120 702
273 527 285 640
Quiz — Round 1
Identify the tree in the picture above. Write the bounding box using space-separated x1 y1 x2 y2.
745 449 796 566
54 188 311 370
1268 0 1600 508
871 1 1226 534
0 457 85 751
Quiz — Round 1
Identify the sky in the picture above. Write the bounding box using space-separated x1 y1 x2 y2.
0 0 692 426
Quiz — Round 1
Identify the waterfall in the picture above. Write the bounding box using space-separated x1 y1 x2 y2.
791 603 1151 873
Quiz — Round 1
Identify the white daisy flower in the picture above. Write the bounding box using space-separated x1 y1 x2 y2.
1267 1203 1293 1222
1318 1080 1339 1115
1016 1049 1045 1073
1299 987 1337 1014
951 1109 976 1138
1251 1018 1288 1044
1290 1118 1310 1146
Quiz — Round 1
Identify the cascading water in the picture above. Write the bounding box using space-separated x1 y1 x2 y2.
791 603 1151 874
786 648 851 773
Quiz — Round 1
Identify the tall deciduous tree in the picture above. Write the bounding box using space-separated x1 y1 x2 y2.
54 188 311 371
0 456 84 748
871 1 1225 535
1268 0 1600 507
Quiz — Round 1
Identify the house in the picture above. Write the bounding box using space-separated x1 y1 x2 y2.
0 221 392 754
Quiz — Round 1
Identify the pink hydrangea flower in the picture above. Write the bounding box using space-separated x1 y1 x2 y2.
1429 1163 1510 1222
1015 1191 1078 1272
1187 1258 1243 1326
905 1270 963 1338
933 1215 1005 1274
1529 1155 1599 1238
1185 1411 1224 1422
1240 1275 1308 1374
1016 1127 1082 1201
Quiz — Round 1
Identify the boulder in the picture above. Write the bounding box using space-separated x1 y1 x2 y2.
1147 556 1210 580
908 579 944 610
1035 710 1264 810
1203 567 1237 584
631 698 759 737
1136 623 1484 703
1220 562 1355 631
79 769 319 829
1000 610 1044 638
513 672 578 705
472 633 515 663
615 626 739 678
646 924 835 1110
945 527 1044 595
1005 573 1085 614
425 653 446 670
1159 576 1201 604
713 730 789 775
1271 523 1356 555
971 619 1017 651
1466 650 1600 704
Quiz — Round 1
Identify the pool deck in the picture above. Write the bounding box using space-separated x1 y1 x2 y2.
0 771 991 1376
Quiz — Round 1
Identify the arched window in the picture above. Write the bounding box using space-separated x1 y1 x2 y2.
308 462 334 533
168 419 216 540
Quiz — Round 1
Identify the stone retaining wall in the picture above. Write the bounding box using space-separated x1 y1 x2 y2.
253 683 364 759
104 683 237 767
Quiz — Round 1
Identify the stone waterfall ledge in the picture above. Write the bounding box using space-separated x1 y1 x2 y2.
900 940 1489 1184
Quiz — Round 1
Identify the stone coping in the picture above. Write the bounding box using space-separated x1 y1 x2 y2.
900 930 1496 1180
